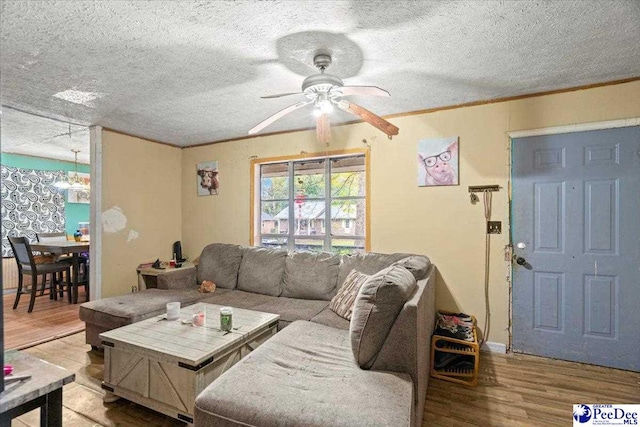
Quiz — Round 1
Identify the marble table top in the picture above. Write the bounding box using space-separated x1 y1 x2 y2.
1 350 75 413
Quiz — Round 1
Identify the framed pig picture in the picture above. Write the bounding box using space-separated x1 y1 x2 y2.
417 137 459 187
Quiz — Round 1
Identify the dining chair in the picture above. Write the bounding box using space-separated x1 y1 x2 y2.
8 236 72 313
36 232 69 298
37 232 89 302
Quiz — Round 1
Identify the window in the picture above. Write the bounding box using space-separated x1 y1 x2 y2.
252 151 368 255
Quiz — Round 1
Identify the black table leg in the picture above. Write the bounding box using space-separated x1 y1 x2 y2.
72 254 80 304
0 388 61 427
41 387 62 427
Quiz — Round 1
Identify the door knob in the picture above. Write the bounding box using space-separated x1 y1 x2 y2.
516 257 526 265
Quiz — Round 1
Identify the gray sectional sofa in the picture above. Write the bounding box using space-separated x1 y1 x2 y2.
79 243 436 426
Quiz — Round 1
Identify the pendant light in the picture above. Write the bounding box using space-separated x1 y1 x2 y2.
54 149 88 190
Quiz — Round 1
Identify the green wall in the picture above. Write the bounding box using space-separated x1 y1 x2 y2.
1 153 90 236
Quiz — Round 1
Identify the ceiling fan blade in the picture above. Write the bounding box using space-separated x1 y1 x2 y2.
248 100 314 135
316 113 331 145
339 86 390 97
337 101 399 137
260 92 303 99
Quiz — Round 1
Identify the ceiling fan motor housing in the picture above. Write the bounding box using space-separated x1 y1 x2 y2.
302 53 344 99
302 74 344 99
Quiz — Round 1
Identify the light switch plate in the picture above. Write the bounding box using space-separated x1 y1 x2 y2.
487 221 502 234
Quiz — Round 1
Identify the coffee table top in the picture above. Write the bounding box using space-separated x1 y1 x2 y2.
100 303 279 368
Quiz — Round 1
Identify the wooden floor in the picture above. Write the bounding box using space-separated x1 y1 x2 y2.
3 288 87 350
7 332 640 427
424 352 640 427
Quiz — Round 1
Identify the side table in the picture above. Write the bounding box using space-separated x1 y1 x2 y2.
0 350 75 427
136 262 195 290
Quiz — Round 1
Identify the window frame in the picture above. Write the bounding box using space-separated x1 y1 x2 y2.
250 148 370 253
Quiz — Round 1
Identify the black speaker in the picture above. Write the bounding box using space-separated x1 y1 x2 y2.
173 241 185 263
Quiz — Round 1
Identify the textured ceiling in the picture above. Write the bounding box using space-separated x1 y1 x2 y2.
1 108 90 164
1 0 639 152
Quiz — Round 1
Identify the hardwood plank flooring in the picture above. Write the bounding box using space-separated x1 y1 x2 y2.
7 332 639 426
3 288 87 350
424 352 640 427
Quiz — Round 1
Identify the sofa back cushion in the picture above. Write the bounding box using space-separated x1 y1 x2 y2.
197 243 244 289
393 255 431 281
350 265 417 369
281 251 340 300
337 252 413 289
237 247 287 296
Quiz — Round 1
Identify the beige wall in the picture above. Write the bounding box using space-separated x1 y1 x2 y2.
101 130 182 297
180 80 640 346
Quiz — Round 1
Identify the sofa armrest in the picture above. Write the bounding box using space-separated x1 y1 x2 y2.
371 265 436 427
157 266 197 290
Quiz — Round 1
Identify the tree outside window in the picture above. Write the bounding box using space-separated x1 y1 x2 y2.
256 153 367 254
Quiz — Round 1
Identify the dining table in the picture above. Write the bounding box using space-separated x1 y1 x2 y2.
30 241 90 304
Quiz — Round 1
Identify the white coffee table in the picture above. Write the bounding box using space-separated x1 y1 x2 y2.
99 303 279 423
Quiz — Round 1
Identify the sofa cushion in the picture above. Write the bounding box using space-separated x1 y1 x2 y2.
310 307 350 330
350 265 417 369
338 252 413 289
199 290 277 310
251 297 328 323
236 247 287 296
194 321 413 427
197 243 244 289
79 288 216 329
393 255 431 281
329 269 369 320
281 251 340 300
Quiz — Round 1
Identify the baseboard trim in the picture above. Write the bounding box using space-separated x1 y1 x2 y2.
481 341 507 354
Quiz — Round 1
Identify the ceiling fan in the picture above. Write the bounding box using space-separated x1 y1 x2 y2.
248 53 399 144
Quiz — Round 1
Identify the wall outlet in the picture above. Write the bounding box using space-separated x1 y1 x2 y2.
487 221 502 234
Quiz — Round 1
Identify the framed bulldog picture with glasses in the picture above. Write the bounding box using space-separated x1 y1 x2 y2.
417 136 459 187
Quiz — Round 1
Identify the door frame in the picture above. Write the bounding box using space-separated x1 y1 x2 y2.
89 125 103 301
506 117 640 352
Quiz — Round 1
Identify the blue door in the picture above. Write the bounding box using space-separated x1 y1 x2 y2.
512 126 640 371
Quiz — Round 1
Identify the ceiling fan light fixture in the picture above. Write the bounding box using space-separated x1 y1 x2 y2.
313 92 334 117
319 99 333 114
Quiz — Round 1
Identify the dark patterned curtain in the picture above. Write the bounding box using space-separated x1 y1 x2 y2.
1 166 66 257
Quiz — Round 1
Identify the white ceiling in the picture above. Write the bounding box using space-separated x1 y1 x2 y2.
1 108 90 164
1 0 639 153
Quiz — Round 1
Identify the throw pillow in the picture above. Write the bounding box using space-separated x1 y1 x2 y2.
329 270 370 320
349 265 417 369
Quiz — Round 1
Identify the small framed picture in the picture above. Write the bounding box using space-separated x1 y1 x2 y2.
196 160 219 196
418 137 459 187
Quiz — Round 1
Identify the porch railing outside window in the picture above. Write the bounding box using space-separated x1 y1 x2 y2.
256 153 367 255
